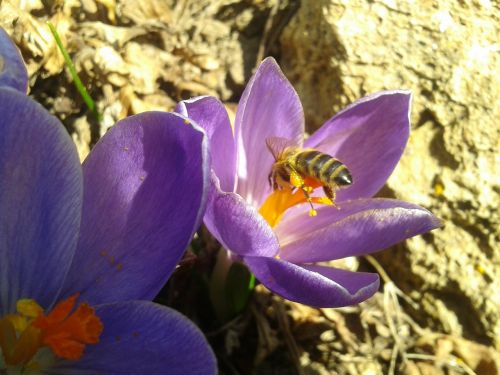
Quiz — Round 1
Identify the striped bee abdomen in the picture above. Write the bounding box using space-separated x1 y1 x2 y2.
293 150 321 173
294 150 352 187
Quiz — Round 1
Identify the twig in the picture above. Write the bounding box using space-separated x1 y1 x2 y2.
205 314 243 337
404 353 477 375
388 343 398 375
365 254 419 309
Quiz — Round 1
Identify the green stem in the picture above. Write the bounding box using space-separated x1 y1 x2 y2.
209 249 233 321
210 249 256 322
47 22 101 122
248 272 256 291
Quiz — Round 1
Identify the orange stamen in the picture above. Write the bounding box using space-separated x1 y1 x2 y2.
259 187 334 228
32 294 103 361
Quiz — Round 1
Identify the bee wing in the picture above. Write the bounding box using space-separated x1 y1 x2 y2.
265 136 300 160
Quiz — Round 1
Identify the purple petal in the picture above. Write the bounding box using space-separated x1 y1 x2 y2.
0 89 82 314
0 28 28 93
235 57 305 207
305 91 411 201
204 172 279 257
53 301 216 375
276 198 441 264
244 256 379 307
60 112 209 305
176 96 236 192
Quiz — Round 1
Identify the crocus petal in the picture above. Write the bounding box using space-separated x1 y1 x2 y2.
0 28 28 93
244 256 379 307
304 91 411 202
276 198 441 264
235 57 305 207
204 172 279 257
176 96 236 192
52 301 216 375
60 112 209 305
0 89 82 314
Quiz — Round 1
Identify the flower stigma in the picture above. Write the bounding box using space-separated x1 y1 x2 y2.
0 294 103 373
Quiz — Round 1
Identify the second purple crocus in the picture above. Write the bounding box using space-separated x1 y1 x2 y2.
0 28 215 374
176 57 441 308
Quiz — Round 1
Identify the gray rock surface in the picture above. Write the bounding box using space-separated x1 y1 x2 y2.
280 0 499 349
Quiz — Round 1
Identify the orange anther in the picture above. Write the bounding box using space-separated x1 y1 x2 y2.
32 294 103 361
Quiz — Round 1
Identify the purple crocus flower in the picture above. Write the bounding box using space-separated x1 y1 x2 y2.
176 57 441 308
0 28 215 373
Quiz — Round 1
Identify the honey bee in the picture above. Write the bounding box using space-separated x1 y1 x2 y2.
266 137 353 215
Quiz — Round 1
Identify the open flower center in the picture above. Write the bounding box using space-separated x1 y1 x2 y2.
259 185 333 228
0 294 103 373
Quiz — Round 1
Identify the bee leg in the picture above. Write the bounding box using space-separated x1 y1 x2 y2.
289 170 317 217
268 171 278 190
289 169 305 189
323 186 337 206
300 185 318 217
268 171 280 190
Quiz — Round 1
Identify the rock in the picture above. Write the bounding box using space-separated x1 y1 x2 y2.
280 0 499 349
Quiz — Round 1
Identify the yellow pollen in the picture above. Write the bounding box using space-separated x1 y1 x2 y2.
309 209 317 217
17 299 44 319
315 196 335 206
289 170 304 189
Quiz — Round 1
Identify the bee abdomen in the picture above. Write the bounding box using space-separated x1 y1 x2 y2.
294 150 352 186
294 150 322 174
320 158 349 184
331 166 352 186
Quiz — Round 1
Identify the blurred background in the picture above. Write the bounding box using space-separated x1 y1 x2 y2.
1 0 498 374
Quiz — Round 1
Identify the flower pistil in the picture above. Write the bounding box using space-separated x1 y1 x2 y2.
259 185 334 228
0 294 103 370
